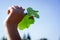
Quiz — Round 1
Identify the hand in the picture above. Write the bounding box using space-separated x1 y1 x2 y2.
4 5 24 40
4 5 25 27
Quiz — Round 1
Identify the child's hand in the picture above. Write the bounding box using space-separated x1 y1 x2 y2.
4 5 25 27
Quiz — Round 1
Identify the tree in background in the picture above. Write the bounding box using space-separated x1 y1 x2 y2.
22 34 27 40
2 37 7 40
27 34 31 40
2 35 48 40
22 34 31 40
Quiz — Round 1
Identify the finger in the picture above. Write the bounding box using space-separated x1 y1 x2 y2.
22 9 25 12
15 5 20 9
19 7 25 11
7 6 15 14
7 7 12 14
11 5 16 9
8 10 10 14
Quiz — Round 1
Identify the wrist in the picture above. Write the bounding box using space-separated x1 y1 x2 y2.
5 24 21 40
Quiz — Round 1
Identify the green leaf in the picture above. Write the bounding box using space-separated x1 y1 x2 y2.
18 7 39 30
32 11 39 18
27 7 33 13
27 7 39 18
18 15 34 30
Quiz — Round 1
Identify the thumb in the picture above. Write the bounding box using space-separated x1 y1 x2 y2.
7 7 14 15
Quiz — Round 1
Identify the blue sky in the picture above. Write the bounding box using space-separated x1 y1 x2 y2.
0 0 60 40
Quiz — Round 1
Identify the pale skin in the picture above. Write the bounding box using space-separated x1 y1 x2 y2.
4 5 25 40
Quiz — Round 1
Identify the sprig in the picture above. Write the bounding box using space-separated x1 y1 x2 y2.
18 7 39 30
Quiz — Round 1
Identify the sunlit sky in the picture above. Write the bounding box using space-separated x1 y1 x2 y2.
0 0 60 40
